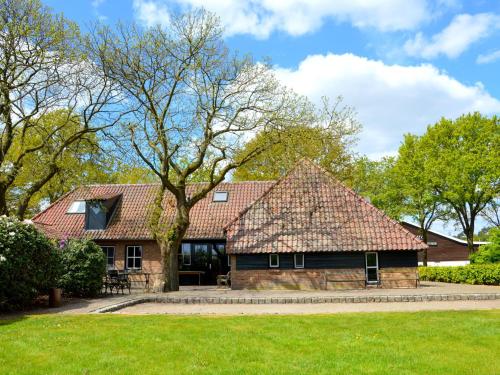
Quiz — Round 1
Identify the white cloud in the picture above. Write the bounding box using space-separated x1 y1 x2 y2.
477 50 500 64
133 0 171 28
132 0 432 38
404 13 500 59
275 53 500 159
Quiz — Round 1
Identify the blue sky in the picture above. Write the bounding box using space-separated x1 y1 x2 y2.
45 0 499 234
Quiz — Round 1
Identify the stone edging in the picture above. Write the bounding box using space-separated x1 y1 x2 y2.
92 293 500 313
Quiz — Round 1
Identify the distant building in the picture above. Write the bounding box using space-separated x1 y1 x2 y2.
401 222 488 266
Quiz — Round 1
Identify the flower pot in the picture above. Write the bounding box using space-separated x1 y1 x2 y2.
49 287 62 308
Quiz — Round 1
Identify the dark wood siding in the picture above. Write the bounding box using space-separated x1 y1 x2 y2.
236 252 365 270
378 251 418 268
236 254 269 270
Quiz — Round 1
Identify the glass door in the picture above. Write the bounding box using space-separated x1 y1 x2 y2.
365 252 379 284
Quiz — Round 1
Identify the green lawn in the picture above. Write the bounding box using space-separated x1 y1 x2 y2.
0 311 499 374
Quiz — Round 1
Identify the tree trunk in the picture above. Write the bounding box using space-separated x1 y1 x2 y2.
421 229 428 267
0 185 8 216
157 205 190 292
464 221 475 255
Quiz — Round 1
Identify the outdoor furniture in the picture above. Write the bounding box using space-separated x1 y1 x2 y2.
179 270 205 285
104 270 131 294
217 271 231 287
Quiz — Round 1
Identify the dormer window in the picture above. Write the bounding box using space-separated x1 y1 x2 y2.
213 191 228 202
67 200 86 214
84 194 121 230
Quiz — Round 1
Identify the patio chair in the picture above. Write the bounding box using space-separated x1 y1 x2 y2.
217 271 231 287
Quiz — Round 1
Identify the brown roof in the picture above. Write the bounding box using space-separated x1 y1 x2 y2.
32 181 274 240
225 160 427 254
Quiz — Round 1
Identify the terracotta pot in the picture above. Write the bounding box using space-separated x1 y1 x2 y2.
49 288 62 308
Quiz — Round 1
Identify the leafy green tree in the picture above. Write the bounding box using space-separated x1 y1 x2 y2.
351 156 404 219
422 113 500 252
0 0 123 219
392 134 449 265
470 227 500 264
233 97 361 183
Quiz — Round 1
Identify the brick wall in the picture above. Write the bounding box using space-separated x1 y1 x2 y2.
231 258 418 290
96 240 163 288
402 223 475 262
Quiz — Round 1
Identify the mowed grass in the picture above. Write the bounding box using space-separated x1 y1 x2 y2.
0 310 499 374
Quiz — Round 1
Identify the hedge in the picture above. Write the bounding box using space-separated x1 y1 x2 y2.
418 265 500 285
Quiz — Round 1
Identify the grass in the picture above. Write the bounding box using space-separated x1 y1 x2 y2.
0 311 499 374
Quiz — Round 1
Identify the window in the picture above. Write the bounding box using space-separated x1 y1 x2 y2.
213 191 228 202
269 253 279 268
181 243 191 265
365 252 378 284
101 246 115 269
126 245 142 270
294 253 304 269
427 241 438 246
67 200 86 214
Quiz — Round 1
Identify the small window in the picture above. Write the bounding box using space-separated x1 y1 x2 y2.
181 243 191 265
269 253 279 268
67 200 86 214
427 241 438 246
213 191 228 202
294 253 304 269
101 246 115 269
126 245 142 270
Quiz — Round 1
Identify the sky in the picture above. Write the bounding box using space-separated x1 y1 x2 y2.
44 0 499 235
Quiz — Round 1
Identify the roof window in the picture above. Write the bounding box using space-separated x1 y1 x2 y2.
67 200 86 214
213 191 228 202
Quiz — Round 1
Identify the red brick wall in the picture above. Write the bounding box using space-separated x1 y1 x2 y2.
402 223 474 262
96 240 163 287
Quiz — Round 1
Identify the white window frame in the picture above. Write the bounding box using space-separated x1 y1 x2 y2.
101 246 115 269
269 253 279 268
294 253 304 269
365 252 379 284
126 245 142 270
213 191 228 202
427 241 438 246
67 200 86 214
181 243 191 265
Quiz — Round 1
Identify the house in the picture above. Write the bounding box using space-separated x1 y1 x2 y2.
32 160 427 290
401 221 487 266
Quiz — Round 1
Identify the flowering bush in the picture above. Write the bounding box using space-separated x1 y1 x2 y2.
0 216 61 311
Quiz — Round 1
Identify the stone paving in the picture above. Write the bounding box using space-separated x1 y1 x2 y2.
10 281 495 315
114 299 500 315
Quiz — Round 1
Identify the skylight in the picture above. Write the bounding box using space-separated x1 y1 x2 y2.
67 200 86 214
213 191 228 202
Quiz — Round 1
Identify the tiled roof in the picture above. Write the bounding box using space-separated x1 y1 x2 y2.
225 160 427 254
32 181 274 240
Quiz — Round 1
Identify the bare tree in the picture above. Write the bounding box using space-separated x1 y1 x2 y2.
481 199 500 228
0 0 124 218
89 10 312 291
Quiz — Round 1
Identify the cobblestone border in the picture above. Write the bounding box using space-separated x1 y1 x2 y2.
92 293 500 313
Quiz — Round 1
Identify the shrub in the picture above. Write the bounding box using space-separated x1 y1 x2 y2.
470 227 500 264
59 239 107 297
0 216 61 311
419 264 500 285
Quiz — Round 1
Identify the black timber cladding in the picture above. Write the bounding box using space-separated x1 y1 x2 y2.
235 251 418 270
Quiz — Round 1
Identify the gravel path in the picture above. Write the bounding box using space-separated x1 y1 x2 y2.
114 300 500 315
